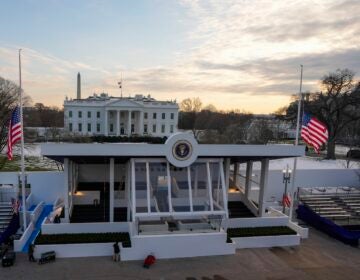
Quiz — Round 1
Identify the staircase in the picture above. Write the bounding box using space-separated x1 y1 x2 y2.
0 203 13 233
228 201 255 218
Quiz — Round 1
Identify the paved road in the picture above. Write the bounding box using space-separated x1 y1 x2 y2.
1 227 359 280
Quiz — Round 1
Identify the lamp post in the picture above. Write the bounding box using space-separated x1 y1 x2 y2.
282 165 292 213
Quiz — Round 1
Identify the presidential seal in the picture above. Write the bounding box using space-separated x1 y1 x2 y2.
172 140 192 161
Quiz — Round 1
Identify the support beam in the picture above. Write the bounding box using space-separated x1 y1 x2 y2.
219 161 228 218
187 166 193 212
224 158 231 194
109 158 114 222
146 162 151 213
131 159 136 221
258 159 269 217
166 162 173 212
206 162 214 211
63 158 69 223
233 162 239 187
126 162 131 221
245 161 253 199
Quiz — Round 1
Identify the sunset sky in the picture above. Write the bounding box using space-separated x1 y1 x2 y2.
1 0 359 113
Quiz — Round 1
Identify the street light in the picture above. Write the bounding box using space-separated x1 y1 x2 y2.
282 165 292 213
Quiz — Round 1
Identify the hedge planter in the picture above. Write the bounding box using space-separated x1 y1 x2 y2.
35 232 131 247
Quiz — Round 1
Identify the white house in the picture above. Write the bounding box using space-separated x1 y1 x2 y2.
64 93 179 137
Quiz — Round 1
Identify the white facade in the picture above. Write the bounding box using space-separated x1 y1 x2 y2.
64 93 179 137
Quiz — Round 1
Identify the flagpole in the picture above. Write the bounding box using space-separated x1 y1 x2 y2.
288 65 303 221
19 49 27 230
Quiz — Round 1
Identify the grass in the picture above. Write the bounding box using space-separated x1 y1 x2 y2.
0 155 56 171
34 232 132 247
227 226 297 242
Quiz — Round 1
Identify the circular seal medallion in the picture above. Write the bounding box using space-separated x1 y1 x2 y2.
165 132 199 167
172 140 192 161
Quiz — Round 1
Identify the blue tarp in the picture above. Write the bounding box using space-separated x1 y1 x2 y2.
0 214 20 244
297 204 360 246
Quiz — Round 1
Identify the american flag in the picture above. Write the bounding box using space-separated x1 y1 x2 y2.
7 106 22 160
282 193 291 208
301 112 328 154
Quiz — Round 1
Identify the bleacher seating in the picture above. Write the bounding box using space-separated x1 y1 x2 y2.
299 188 360 225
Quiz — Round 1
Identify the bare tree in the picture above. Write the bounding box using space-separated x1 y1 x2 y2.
179 97 203 139
308 69 360 159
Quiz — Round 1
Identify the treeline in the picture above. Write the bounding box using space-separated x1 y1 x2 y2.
24 103 64 127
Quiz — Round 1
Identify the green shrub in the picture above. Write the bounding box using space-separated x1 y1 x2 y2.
35 232 131 247
227 226 296 239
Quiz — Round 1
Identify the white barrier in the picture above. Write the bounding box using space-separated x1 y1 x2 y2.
288 221 309 238
121 231 235 260
41 222 130 235
30 201 44 224
225 216 289 228
13 222 34 252
232 234 301 249
25 193 33 210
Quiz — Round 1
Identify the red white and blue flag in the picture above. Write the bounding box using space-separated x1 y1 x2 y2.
301 112 328 154
282 193 291 208
7 106 22 160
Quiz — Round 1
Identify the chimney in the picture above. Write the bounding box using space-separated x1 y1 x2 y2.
77 72 81 99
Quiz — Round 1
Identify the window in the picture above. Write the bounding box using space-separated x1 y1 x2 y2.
161 124 165 133
144 112 148 119
131 112 135 119
152 124 156 133
87 111 91 118
78 111 82 118
69 111 73 118
87 123 91 132
110 124 114 132
170 125 174 133
97 123 100 132
78 123 82 132
97 111 100 118
153 113 157 119
131 124 135 133
144 124 148 133
162 113 165 119
69 123 73 132
170 113 174 120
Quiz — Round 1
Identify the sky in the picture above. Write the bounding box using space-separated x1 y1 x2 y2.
1 0 360 113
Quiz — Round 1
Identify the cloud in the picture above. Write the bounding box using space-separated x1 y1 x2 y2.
1 0 360 113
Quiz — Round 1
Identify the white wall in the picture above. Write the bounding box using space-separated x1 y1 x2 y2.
41 222 130 235
121 232 235 260
0 171 64 205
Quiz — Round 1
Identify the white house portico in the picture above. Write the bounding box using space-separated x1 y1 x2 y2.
64 93 179 137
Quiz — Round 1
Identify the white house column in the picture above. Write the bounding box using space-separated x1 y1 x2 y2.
116 110 120 136
109 158 114 222
258 158 269 217
128 110 132 136
63 158 69 223
233 162 239 187
245 161 253 199
104 110 108 136
139 111 144 135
